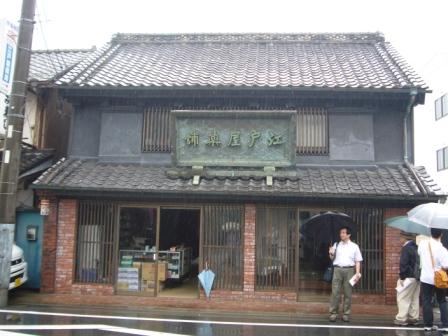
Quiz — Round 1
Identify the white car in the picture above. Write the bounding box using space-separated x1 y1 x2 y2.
9 243 28 290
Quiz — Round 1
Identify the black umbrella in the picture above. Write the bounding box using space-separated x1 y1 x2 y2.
301 211 356 244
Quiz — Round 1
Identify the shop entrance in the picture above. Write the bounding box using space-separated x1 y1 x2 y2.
117 207 158 295
116 206 200 298
298 210 332 300
158 208 200 298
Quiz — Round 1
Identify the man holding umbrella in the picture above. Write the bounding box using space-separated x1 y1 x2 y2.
329 226 363 323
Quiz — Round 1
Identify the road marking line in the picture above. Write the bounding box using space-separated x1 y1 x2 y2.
100 325 187 335
0 324 108 330
0 324 186 336
0 309 423 331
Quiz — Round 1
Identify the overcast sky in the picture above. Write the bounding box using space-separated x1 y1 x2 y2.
3 0 448 75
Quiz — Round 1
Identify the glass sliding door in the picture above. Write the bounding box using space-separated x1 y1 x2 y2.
117 207 160 296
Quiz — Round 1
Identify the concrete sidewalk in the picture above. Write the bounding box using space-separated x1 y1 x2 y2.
8 289 399 323
0 305 427 336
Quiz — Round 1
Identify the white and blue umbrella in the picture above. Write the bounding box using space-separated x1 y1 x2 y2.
198 264 215 299
385 216 430 236
407 203 448 229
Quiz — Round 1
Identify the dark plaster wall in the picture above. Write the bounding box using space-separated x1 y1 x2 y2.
329 114 375 161
68 103 406 165
69 107 101 157
99 112 142 158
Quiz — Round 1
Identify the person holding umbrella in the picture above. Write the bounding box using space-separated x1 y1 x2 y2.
329 226 363 323
385 202 448 330
418 228 448 331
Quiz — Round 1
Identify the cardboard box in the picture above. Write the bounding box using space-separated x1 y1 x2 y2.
140 279 155 293
141 262 155 272
142 279 156 287
158 262 167 281
141 286 153 293
117 282 129 291
141 262 167 281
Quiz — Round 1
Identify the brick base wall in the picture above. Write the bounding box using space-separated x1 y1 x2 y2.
243 204 256 294
41 200 407 306
54 199 77 293
384 208 410 305
199 289 386 304
71 284 114 296
41 197 58 293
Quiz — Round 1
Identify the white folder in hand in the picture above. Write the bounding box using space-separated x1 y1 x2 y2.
349 274 361 287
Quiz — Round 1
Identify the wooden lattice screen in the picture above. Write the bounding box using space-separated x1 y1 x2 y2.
296 108 329 155
75 201 118 284
142 107 171 152
345 207 384 293
202 205 244 290
255 207 298 290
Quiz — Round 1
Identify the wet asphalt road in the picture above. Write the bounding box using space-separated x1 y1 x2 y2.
0 305 443 336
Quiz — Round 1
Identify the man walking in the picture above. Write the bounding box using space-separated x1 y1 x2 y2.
329 226 363 322
394 231 420 326
418 228 448 331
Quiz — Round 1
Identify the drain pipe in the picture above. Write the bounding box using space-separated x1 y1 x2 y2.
403 88 428 197
404 88 417 163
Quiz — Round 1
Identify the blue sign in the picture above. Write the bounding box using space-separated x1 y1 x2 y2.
2 43 14 84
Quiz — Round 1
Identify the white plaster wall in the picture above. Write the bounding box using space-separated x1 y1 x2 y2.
22 92 38 145
414 52 448 193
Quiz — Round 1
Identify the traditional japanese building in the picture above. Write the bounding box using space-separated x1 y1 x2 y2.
32 33 444 306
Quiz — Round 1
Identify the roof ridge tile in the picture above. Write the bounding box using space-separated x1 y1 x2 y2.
111 32 386 44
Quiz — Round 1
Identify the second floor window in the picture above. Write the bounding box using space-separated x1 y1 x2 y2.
296 108 329 155
142 107 171 152
437 146 448 171
435 94 448 120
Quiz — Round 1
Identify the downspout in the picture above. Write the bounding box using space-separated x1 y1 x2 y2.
403 88 428 197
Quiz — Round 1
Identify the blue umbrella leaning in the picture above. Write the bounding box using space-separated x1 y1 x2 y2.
198 263 215 299
384 216 430 236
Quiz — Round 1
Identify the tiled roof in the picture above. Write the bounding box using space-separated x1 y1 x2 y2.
54 32 426 90
20 146 54 174
29 48 95 82
0 142 54 174
33 159 443 200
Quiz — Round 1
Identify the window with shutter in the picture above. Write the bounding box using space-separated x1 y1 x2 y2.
142 107 171 152
296 108 329 155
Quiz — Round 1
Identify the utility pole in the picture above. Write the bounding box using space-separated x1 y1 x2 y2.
0 0 36 307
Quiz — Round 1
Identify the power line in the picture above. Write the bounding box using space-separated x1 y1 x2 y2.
34 2 59 74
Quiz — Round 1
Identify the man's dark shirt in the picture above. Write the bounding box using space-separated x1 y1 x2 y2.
399 240 418 280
